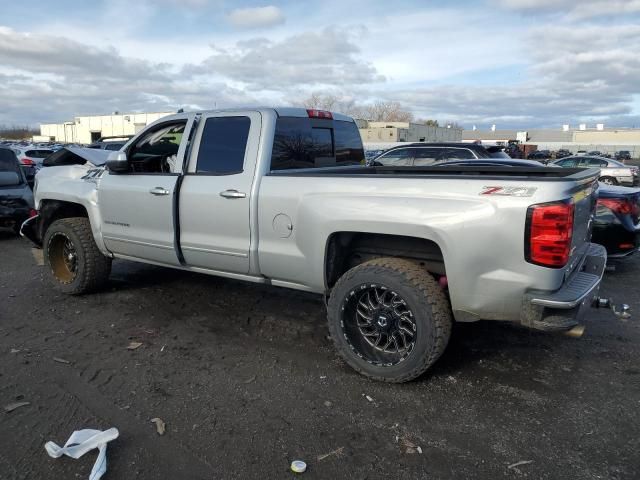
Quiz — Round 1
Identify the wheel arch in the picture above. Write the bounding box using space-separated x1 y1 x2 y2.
37 200 110 256
324 232 446 290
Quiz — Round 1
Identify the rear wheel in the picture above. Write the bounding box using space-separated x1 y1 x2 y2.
327 258 452 383
600 176 617 185
43 217 112 294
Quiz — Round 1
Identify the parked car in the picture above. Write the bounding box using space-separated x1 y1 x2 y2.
592 185 640 259
24 107 613 383
552 156 638 186
588 151 602 157
12 147 54 169
87 136 133 151
0 148 35 235
370 142 494 166
615 150 632 162
527 150 552 163
554 149 572 159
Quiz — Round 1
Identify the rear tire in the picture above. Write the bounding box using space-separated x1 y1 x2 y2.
327 258 452 383
600 176 617 185
43 217 112 294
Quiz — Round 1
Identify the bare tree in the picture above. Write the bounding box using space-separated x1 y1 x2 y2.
302 93 413 122
416 119 439 127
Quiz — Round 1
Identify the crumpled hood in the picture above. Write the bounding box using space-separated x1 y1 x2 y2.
43 147 111 168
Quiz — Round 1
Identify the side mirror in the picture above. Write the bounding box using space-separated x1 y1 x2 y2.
106 151 128 173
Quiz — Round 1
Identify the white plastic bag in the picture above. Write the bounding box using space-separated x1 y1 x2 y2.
45 428 119 480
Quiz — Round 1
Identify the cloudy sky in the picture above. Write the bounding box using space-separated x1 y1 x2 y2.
1 0 640 129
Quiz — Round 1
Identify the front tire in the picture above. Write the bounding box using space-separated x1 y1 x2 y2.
327 258 452 383
43 217 112 294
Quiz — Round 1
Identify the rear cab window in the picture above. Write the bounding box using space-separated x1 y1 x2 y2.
270 117 364 171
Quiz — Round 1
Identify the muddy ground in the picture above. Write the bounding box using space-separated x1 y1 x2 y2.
1 231 639 479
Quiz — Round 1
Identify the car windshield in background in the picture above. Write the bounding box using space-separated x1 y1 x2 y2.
270 117 364 170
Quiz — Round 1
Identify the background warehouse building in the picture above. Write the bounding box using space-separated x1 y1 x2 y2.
39 111 174 144
358 120 462 145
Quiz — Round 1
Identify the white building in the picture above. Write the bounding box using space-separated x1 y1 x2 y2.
359 121 462 144
40 111 174 144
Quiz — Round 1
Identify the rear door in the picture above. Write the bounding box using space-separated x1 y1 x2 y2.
178 111 261 273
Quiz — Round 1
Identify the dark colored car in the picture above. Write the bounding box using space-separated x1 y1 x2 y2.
592 185 640 259
0 148 35 235
615 150 632 162
527 150 552 162
555 149 572 159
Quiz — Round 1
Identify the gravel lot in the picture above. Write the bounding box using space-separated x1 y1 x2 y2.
1 231 639 479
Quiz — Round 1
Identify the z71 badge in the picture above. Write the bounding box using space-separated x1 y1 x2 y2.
480 186 537 197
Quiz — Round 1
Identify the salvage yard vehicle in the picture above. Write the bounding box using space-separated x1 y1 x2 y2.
22 107 621 382
370 142 494 166
0 148 34 235
553 156 639 186
593 185 640 260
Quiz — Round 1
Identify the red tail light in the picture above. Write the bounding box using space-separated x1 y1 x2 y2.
29 209 38 218
525 202 574 268
306 109 333 119
598 198 637 216
20 158 35 166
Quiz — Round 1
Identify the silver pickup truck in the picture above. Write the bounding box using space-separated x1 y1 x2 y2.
23 107 610 383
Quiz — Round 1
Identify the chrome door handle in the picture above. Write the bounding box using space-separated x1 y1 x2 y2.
220 189 246 199
149 187 170 196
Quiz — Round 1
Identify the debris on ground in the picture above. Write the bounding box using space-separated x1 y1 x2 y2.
323 401 332 407
399 435 423 454
150 417 166 435
10 348 20 354
243 375 257 384
317 447 344 461
290 460 307 473
45 428 119 480
508 460 533 472
4 401 30 413
127 342 143 350
362 394 374 402
52 357 71 364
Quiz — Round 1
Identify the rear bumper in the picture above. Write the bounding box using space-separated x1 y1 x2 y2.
520 243 607 331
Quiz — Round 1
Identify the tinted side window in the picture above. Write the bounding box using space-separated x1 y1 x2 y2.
196 117 250 174
446 148 476 160
270 117 364 170
376 149 412 166
557 159 576 167
0 149 21 175
412 148 447 165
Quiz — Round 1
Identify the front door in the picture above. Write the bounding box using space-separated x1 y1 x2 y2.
178 111 261 273
98 117 192 266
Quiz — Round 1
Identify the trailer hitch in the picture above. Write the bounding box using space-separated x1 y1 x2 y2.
592 297 631 320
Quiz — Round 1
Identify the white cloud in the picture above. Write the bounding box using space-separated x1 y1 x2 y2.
227 6 285 29
186 27 384 88
494 0 640 19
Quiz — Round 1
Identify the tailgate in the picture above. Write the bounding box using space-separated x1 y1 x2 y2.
566 179 599 276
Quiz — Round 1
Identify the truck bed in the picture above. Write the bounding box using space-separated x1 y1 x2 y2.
269 165 600 182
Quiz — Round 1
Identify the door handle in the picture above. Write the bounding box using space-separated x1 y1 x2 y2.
149 187 170 196
220 189 247 199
